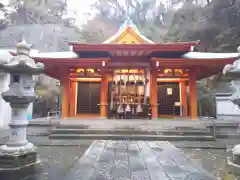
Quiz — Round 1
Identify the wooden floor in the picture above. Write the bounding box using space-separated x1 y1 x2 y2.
73 114 101 118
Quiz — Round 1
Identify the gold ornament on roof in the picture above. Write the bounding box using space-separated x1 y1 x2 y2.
174 69 183 75
164 69 172 74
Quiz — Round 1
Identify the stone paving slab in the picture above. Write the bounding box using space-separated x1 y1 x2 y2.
63 140 216 180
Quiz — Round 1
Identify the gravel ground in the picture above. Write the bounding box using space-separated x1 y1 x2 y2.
36 145 90 179
0 141 93 180
182 148 239 180
171 139 240 180
1 137 240 180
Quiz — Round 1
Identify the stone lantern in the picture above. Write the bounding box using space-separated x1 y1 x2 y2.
224 46 240 175
0 39 44 169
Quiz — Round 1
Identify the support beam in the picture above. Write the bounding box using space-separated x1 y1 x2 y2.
100 75 108 118
70 81 77 117
180 81 188 117
189 70 198 120
150 68 158 119
61 78 70 118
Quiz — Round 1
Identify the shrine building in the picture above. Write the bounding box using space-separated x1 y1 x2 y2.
18 19 239 120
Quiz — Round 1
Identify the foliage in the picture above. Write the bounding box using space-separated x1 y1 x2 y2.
0 1 15 30
197 82 216 117
0 1 78 110
81 0 213 43
80 0 178 43
165 0 240 52
161 0 240 117
79 17 117 43
35 80 60 98
1 0 68 27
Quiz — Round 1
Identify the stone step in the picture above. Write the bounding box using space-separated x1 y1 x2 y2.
206 122 240 128
55 124 89 129
51 128 212 136
49 134 215 141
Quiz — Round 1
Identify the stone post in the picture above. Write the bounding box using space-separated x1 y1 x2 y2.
0 39 44 169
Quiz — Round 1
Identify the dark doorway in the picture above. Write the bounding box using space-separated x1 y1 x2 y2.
76 82 100 114
157 82 180 116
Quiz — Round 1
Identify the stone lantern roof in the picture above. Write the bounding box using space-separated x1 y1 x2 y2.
0 39 44 74
223 46 240 78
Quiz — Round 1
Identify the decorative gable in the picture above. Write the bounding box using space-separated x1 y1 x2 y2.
102 19 155 44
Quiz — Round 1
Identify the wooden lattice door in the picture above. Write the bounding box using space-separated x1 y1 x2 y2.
76 82 100 115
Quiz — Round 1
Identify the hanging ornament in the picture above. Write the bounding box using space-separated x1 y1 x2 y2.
123 75 126 86
134 73 137 84
118 75 125 85
136 72 144 86
125 103 131 113
130 74 135 85
126 73 130 85
136 104 143 113
117 74 120 85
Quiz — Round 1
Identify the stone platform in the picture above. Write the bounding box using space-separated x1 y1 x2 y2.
63 140 216 180
0 151 38 169
31 118 240 130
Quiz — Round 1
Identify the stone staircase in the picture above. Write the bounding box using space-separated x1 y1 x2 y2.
49 124 215 141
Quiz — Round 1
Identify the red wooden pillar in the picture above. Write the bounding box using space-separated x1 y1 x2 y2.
70 81 77 117
180 81 188 117
61 78 70 118
189 71 198 120
150 68 158 119
100 75 108 118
